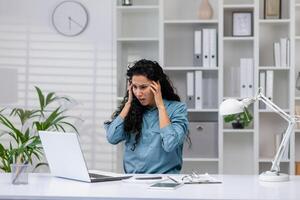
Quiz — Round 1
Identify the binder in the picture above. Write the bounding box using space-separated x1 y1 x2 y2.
246 59 254 97
280 38 287 67
259 71 266 109
274 42 280 67
193 30 202 66
186 72 195 109
209 29 217 68
195 71 203 109
287 39 290 67
240 59 248 98
266 70 274 103
202 29 210 68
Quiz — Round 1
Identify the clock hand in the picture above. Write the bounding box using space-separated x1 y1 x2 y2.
68 17 71 30
69 17 84 28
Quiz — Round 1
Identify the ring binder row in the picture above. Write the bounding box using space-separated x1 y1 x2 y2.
186 71 218 110
273 38 290 68
193 29 217 68
240 58 254 98
186 71 202 109
259 70 273 110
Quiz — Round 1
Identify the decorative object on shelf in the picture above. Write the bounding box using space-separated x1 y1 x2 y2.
122 0 132 6
232 12 253 37
296 162 300 175
295 105 300 129
296 72 300 90
0 87 80 172
222 102 253 129
52 0 89 37
264 0 281 19
198 0 213 20
220 87 300 182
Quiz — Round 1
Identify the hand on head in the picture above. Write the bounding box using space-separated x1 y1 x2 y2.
150 81 163 108
127 81 133 104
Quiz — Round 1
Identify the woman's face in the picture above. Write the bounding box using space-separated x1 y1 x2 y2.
131 75 155 107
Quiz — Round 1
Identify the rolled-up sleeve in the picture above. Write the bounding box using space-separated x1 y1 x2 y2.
104 115 126 144
160 103 189 152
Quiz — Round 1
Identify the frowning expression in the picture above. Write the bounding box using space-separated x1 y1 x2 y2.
131 75 155 106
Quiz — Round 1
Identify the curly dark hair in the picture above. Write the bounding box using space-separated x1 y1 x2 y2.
106 59 182 147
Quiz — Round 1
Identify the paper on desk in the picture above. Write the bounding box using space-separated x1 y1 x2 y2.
170 173 221 184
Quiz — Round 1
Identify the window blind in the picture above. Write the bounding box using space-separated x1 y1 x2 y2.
0 0 117 172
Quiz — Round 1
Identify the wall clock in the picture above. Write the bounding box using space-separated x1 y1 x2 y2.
52 0 89 36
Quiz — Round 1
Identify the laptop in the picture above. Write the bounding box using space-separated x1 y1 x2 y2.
39 131 132 183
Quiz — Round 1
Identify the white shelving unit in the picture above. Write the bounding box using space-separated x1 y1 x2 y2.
115 0 298 175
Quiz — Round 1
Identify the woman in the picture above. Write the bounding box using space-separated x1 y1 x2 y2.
104 59 188 174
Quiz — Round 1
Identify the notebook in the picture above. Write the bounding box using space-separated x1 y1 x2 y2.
39 131 131 183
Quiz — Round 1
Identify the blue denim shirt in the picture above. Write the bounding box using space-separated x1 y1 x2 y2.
105 100 189 174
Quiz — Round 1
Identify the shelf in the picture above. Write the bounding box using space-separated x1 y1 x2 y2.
187 108 218 112
117 5 159 11
115 0 297 175
117 37 159 42
183 158 219 162
164 67 218 71
259 19 291 24
259 158 290 163
223 37 254 41
223 96 243 100
223 129 254 133
258 66 290 70
164 20 218 24
259 109 290 113
223 4 254 9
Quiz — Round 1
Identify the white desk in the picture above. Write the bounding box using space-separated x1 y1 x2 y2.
1 173 300 200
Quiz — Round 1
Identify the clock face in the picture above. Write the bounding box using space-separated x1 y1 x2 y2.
52 1 89 36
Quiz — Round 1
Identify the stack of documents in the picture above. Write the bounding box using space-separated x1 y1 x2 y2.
169 173 221 184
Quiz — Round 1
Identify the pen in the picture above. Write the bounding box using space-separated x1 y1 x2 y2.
135 176 162 180
167 176 180 184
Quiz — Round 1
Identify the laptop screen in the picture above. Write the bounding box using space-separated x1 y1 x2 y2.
39 131 91 182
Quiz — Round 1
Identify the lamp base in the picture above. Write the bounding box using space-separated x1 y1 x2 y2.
259 171 289 182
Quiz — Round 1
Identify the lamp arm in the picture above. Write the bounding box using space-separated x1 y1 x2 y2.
270 121 295 173
256 91 296 173
257 92 292 123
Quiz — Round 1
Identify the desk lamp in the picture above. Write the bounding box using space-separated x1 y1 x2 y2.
219 88 300 182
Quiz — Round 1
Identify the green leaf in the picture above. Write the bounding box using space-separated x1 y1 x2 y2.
35 86 45 112
45 92 56 106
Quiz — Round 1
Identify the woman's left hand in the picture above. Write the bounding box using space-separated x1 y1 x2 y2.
150 81 164 108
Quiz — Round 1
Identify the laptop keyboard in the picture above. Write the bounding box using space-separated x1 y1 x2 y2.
89 173 110 179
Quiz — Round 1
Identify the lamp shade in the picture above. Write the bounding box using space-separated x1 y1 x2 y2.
219 99 245 116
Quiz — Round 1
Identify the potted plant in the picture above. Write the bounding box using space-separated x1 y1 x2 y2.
0 86 79 172
223 108 253 129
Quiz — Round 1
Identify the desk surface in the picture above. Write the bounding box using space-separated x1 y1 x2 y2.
1 173 300 200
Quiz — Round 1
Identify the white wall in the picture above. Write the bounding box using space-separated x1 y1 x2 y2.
0 0 117 172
